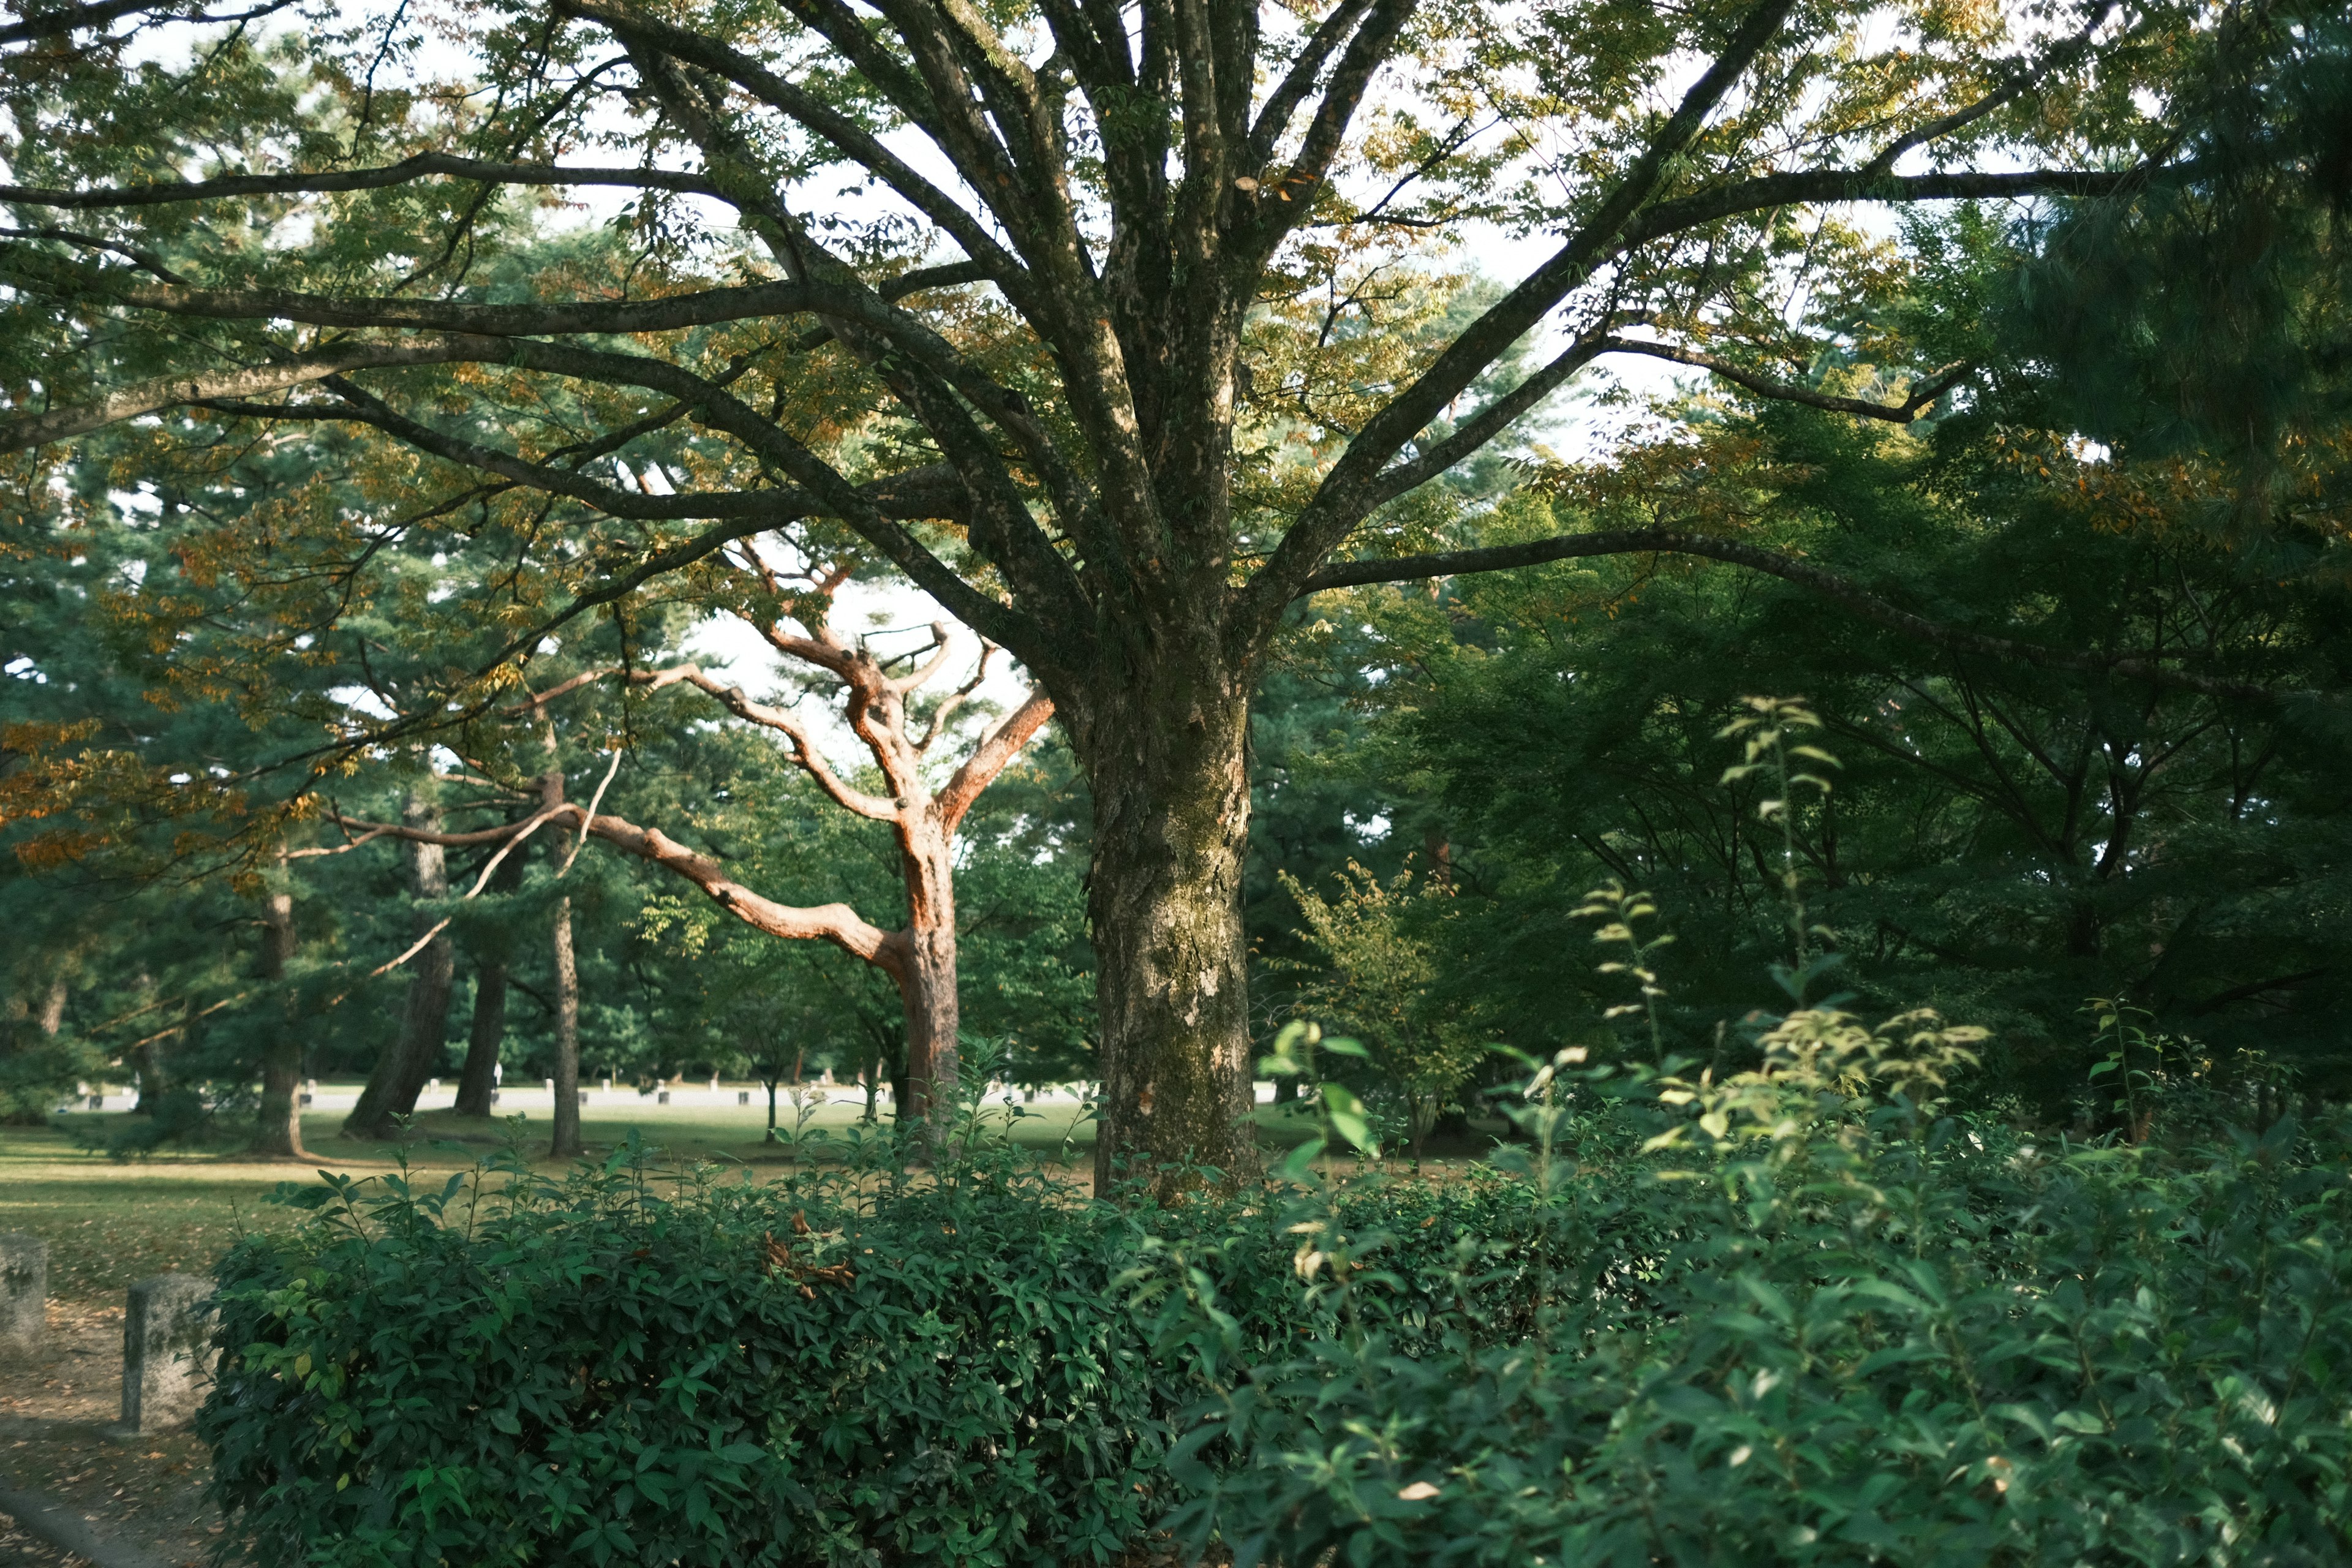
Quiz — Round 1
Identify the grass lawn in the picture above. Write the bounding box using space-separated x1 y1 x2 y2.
2 1092 1099 1307
0 1093 1390 1314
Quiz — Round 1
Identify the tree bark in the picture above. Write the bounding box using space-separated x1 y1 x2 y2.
36 977 66 1037
454 829 525 1117
345 794 458 1140
248 862 307 1159
1075 665 1257 1193
550 891 582 1158
453 958 507 1117
131 1030 168 1114
894 831 959 1121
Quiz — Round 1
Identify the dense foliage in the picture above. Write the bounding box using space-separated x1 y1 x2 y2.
0 435 1095 1133
203 1125 1167 1568
205 1012 2352 1567
1171 1020 2352 1567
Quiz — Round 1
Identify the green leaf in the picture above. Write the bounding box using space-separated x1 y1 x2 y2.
1317 1083 1376 1155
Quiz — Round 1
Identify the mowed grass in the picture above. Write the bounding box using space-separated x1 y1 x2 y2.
0 1131 313 1305
2 1091 1099 1305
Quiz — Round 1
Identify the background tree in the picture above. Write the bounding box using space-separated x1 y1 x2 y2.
0 412 1088 1147
331 533 1055 1120
1298 195 2352 1105
1279 862 1483 1158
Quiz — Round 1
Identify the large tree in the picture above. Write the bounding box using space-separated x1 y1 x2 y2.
0 0 2280 1183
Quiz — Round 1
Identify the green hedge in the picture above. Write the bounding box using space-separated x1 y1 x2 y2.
199 1133 1577 1568
202 1142 1181 1568
202 1019 2352 1568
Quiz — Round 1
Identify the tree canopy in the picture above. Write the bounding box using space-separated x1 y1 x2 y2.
2 0 2345 1181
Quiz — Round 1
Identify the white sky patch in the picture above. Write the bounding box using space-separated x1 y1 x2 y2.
329 683 398 721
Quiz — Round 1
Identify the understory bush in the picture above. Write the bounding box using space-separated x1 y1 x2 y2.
201 1024 2352 1568
199 1113 1565 1568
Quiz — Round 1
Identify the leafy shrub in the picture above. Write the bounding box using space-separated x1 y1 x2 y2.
202 1129 1175 1568
198 1112 1604 1568
1161 1009 2352 1567
199 1017 2352 1568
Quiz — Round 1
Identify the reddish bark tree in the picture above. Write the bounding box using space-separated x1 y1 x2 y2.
342 559 1052 1121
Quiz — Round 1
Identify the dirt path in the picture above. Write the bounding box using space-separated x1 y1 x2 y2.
0 1512 91 1566
0 1302 246 1568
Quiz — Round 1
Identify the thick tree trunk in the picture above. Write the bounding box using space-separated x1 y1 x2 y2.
36 977 66 1037
345 795 458 1140
894 834 960 1121
550 892 582 1158
386 944 458 1117
1080 665 1257 1193
132 1030 168 1114
453 959 507 1117
249 870 307 1159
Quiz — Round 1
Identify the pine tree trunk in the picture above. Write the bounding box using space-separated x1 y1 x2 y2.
386 918 457 1118
132 1033 167 1114
894 834 960 1121
36 977 66 1036
453 834 524 1117
1079 664 1258 1193
249 870 307 1159
550 892 582 1158
453 959 507 1117
345 794 457 1140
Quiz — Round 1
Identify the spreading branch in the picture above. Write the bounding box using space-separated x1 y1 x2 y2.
0 151 725 210
1596 342 1971 422
1300 530 2280 702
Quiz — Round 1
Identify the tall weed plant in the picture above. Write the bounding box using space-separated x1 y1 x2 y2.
1163 1020 2352 1566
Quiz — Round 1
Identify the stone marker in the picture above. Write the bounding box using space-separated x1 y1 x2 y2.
121 1273 213 1433
0 1234 45 1353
